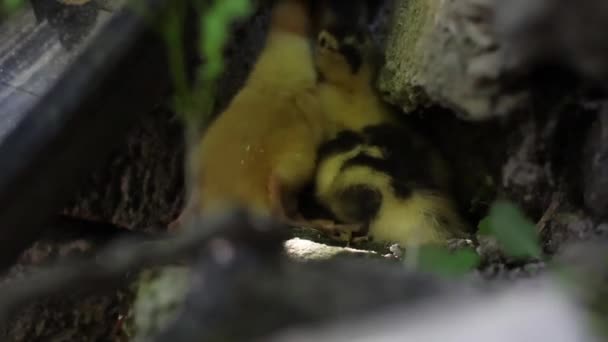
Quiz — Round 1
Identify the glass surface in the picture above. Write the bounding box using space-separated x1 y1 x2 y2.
0 0 125 142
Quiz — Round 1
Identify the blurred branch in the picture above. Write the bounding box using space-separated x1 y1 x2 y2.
0 210 286 323
268 281 596 342
152 249 452 341
0 210 459 341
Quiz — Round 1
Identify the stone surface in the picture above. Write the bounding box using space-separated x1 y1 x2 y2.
495 0 608 83
131 267 191 342
378 0 527 120
1 222 136 342
583 104 608 218
284 238 377 261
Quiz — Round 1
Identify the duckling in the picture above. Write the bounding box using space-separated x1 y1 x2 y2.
311 29 469 245
172 0 390 234
194 0 327 224
315 27 396 136
315 124 469 245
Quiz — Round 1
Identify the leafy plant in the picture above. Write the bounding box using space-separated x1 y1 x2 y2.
479 200 542 259
161 0 252 130
415 245 480 277
410 200 542 277
158 0 252 200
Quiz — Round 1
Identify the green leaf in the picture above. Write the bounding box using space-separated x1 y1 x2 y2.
416 246 481 277
200 0 252 81
477 216 491 235
481 200 542 259
159 0 251 127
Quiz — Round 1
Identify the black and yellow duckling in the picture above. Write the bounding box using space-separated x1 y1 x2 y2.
314 124 469 246
310 28 469 246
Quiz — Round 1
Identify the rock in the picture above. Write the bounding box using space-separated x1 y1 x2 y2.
583 104 608 217
1 222 136 341
131 267 192 342
284 238 377 261
269 279 596 342
495 0 608 84
378 0 527 120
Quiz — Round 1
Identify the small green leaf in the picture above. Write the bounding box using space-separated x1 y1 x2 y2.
200 0 252 81
481 200 542 259
416 246 481 277
477 216 491 235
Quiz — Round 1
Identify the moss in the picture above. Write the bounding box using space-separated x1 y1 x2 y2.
130 267 192 342
379 0 524 119
379 0 438 111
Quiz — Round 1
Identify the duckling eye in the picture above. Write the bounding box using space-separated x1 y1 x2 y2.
319 36 328 48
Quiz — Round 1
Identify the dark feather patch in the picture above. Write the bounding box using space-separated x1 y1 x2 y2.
337 184 382 223
362 123 443 191
297 183 337 220
318 24 365 74
326 124 444 198
436 213 451 227
390 179 414 199
339 44 363 73
317 130 364 160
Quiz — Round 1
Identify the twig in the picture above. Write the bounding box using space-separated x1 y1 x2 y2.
537 192 561 234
